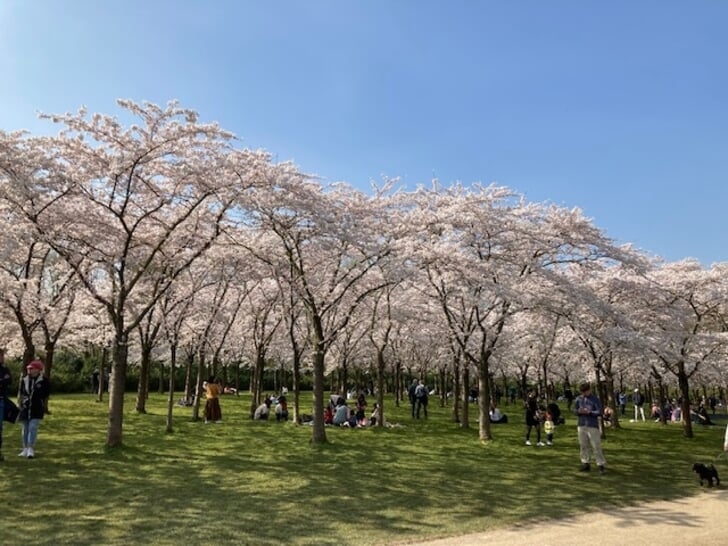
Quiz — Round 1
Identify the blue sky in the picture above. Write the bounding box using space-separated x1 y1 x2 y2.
1 1 726 265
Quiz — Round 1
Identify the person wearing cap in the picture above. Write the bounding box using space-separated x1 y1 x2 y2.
18 359 50 459
0 349 12 461
574 382 606 474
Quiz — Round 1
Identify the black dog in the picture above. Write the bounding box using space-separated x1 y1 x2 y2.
693 463 720 487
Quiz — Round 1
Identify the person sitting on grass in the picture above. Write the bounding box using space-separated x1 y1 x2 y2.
254 398 272 420
489 403 508 424
333 398 351 427
275 396 289 422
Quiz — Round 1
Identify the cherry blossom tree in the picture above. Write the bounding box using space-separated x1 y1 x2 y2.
22 101 264 447
625 260 728 438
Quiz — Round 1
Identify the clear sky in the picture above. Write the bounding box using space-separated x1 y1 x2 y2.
1 1 726 265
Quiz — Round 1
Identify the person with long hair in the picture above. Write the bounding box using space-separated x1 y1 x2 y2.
18 360 50 459
204 376 223 424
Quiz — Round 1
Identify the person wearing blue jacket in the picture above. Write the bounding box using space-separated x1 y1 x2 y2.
574 382 606 474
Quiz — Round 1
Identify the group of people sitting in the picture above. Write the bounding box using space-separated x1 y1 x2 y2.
253 395 289 422
324 392 383 427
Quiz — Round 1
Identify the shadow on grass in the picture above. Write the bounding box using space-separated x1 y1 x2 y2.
1 395 726 545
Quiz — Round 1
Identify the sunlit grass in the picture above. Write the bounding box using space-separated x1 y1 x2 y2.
1 393 725 545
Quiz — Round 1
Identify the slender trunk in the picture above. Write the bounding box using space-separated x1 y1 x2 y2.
192 352 205 421
158 360 165 394
452 357 461 423
166 343 177 433
43 341 55 414
461 365 469 429
97 345 107 403
292 350 301 424
478 355 492 442
376 348 385 428
135 346 152 413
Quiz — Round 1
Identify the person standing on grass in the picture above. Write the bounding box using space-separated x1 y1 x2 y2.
524 389 543 446
632 388 646 422
18 360 50 459
574 382 606 474
0 349 12 462
408 379 418 418
204 376 223 424
415 380 429 419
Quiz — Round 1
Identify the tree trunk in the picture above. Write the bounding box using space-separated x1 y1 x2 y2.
135 346 152 413
376 348 385 428
478 356 493 442
311 346 327 443
166 343 177 433
107 333 129 448
677 362 694 438
461 365 469 429
192 352 205 421
452 357 461 423
97 345 107 403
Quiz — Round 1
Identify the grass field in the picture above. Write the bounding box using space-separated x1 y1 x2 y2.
1 392 726 545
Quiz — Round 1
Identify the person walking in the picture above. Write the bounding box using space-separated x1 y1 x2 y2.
574 382 606 474
633 388 646 422
18 359 50 459
0 349 12 462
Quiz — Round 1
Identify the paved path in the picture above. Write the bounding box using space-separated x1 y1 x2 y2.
406 490 728 546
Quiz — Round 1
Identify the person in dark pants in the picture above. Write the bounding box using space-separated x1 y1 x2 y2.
0 349 12 462
524 390 543 446
415 380 429 419
407 379 418 418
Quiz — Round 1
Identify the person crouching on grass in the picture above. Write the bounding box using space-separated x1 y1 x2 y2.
19 360 50 459
574 382 606 474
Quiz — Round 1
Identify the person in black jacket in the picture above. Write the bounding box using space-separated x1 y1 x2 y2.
0 349 11 461
18 360 50 459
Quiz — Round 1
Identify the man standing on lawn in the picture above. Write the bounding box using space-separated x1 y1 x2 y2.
574 382 606 474
0 349 12 461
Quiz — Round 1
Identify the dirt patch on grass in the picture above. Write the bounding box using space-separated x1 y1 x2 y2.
406 489 728 546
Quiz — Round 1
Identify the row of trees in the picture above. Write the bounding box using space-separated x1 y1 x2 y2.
1 100 726 447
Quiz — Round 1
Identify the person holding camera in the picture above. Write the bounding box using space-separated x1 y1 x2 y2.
574 382 606 474
18 360 50 459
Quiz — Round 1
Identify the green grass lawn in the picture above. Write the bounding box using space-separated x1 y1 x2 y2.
1 393 725 545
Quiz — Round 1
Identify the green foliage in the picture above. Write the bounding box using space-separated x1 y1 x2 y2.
1 394 725 545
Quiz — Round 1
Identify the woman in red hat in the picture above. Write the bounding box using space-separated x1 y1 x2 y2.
18 360 50 459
